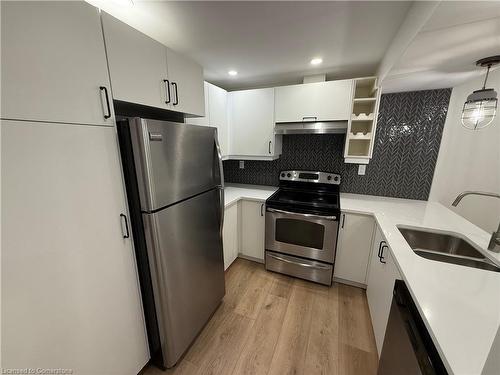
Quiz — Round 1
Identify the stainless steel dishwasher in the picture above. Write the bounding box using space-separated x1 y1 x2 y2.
378 280 448 375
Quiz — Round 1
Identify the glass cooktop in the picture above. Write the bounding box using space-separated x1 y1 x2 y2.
266 188 340 215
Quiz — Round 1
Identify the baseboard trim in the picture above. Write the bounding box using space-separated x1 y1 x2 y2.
333 277 367 289
237 254 265 264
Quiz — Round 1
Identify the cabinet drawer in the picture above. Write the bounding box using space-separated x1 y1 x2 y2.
266 251 333 286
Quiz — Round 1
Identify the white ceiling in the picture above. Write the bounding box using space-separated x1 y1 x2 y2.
88 0 411 90
88 0 500 93
382 1 500 93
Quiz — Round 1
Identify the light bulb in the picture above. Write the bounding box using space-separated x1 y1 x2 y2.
461 89 497 130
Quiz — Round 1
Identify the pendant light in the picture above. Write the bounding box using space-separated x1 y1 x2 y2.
461 55 499 130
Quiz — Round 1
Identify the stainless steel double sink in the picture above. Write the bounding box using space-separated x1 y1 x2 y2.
398 227 500 273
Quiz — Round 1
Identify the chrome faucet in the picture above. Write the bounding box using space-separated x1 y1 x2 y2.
452 191 500 253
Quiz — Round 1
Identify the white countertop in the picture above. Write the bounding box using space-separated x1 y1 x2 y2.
224 184 500 375
224 184 278 208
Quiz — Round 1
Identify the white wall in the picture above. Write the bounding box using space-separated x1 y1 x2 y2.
482 326 500 375
429 69 500 233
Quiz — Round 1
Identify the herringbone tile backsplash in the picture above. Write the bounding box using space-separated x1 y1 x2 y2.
223 88 452 200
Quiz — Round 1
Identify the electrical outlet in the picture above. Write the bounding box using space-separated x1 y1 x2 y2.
239 160 244 169
358 164 366 175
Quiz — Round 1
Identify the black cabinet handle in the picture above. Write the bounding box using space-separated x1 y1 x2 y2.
379 244 388 264
163 79 171 104
120 214 130 239
260 203 264 216
378 240 385 258
341 214 345 228
302 116 317 121
100 86 111 119
268 141 272 154
172 82 179 105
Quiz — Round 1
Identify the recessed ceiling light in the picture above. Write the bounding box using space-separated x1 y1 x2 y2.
310 58 323 65
228 70 238 76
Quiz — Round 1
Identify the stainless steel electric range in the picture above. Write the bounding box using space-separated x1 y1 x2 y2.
265 170 341 286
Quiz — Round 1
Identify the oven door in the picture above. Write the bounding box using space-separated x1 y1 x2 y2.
265 207 338 263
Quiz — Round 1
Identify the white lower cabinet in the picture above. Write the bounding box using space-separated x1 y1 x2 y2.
223 203 239 270
1 120 149 374
334 212 375 285
366 225 401 356
240 200 266 261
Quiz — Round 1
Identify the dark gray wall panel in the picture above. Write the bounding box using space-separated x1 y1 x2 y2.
223 88 452 200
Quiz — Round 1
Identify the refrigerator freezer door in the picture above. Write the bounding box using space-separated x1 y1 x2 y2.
142 188 225 368
131 118 221 211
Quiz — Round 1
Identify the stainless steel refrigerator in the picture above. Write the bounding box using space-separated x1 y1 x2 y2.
118 117 225 369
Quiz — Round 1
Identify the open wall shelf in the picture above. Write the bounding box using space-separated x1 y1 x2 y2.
350 121 373 135
352 100 376 117
347 139 371 156
354 77 378 99
344 77 380 163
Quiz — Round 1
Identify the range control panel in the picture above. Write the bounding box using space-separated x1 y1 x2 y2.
279 170 341 185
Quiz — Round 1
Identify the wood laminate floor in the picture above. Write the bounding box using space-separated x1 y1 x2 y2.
143 258 378 375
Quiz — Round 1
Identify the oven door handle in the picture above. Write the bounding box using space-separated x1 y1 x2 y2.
266 207 337 221
267 253 331 270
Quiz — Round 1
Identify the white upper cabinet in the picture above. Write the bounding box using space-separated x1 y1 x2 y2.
188 82 229 156
166 48 205 116
189 82 211 127
102 12 169 109
275 80 354 123
1 2 113 126
209 83 229 156
186 82 229 157
102 14 204 116
228 88 282 159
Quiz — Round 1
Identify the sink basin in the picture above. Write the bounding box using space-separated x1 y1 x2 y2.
398 227 500 273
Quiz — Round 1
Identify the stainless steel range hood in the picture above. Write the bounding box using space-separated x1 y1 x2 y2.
274 121 347 135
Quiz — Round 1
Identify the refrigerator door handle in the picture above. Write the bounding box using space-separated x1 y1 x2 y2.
214 129 224 188
120 213 130 239
149 132 163 141
218 186 224 237
214 130 225 236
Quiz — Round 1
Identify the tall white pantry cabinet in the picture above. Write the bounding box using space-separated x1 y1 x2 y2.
1 121 149 374
1 2 149 374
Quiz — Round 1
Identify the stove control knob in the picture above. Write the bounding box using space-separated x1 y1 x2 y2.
334 176 339 182
327 175 332 181
287 173 291 178
281 173 285 178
